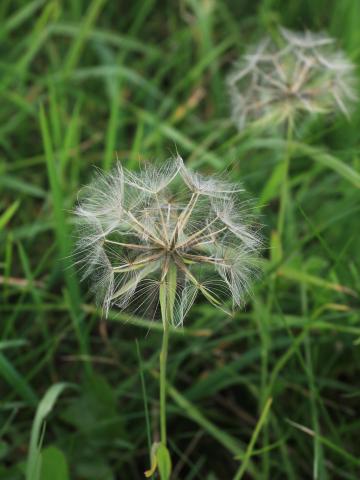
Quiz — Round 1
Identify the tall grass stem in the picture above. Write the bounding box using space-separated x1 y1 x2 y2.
159 261 177 450
160 319 169 445
277 121 293 241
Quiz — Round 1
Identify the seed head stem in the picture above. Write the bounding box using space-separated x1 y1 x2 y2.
160 319 169 446
159 262 177 454
277 120 294 243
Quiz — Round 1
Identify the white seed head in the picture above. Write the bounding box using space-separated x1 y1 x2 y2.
227 28 358 131
74 157 261 325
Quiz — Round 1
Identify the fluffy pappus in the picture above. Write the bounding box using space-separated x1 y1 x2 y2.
74 157 262 326
227 27 358 131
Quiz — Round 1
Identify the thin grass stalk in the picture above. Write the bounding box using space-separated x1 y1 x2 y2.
277 119 294 241
159 261 176 446
159 317 169 446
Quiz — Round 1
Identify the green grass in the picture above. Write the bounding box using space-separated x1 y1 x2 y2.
1 1 360 479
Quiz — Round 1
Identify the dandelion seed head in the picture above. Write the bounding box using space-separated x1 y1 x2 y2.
74 158 261 325
227 28 358 131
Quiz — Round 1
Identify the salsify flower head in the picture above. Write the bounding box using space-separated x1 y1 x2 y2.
74 158 261 326
227 27 358 132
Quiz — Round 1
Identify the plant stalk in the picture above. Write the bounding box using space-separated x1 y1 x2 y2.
277 120 293 241
159 260 177 447
160 317 169 445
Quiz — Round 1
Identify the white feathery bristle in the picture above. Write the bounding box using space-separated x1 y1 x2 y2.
227 27 358 131
74 159 262 325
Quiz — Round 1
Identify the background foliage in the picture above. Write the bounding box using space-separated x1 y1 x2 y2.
1 1 360 479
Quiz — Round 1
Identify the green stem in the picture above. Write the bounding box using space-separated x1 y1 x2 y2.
160 319 169 445
277 120 293 240
159 261 177 447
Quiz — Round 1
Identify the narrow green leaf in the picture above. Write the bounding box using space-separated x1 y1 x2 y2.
103 89 121 171
244 138 360 188
0 353 38 405
26 383 71 480
233 398 273 480
298 142 360 188
0 200 20 230
167 384 257 476
0 0 45 36
16 1 59 74
0 175 46 198
287 419 360 467
59 100 81 172
258 160 286 206
47 23 161 57
63 0 108 76
40 105 89 374
39 105 68 255
278 266 357 297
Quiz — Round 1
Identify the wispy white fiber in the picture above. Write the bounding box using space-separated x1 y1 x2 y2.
227 28 358 131
74 157 261 325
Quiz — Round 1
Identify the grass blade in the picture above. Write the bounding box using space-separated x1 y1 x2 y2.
63 0 108 77
0 352 38 405
39 105 90 375
233 398 273 480
167 383 257 477
0 200 20 230
26 383 71 480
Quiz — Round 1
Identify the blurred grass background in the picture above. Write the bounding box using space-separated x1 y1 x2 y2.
1 1 360 479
